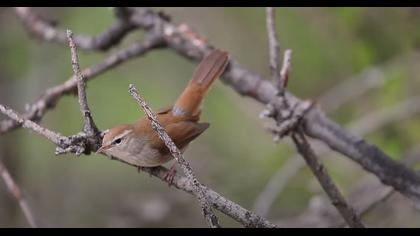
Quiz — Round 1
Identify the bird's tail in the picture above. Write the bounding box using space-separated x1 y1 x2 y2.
173 49 229 117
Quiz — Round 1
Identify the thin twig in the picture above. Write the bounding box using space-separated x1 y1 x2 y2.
0 104 68 146
276 148 420 228
266 7 282 91
280 50 292 89
15 7 136 51
0 103 95 155
128 84 221 228
0 35 164 135
66 29 99 136
0 160 37 228
291 130 365 228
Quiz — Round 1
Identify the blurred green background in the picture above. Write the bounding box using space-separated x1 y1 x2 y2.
0 7 420 227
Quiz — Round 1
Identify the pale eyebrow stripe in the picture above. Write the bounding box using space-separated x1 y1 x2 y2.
114 129 133 141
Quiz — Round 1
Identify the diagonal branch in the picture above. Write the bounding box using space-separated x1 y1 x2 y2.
119 162 277 228
0 104 68 146
0 34 164 135
276 149 420 228
15 7 137 51
0 160 37 228
291 130 365 228
128 84 220 228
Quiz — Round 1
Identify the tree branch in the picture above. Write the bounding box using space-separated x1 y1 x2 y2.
264 8 363 228
113 160 278 228
255 91 420 219
128 84 220 228
291 130 365 228
66 29 99 136
0 104 68 146
0 34 164 135
15 7 137 51
276 148 420 228
266 7 282 92
0 160 37 228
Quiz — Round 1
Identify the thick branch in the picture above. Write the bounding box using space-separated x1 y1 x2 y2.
128 84 220 228
291 130 365 228
0 160 37 228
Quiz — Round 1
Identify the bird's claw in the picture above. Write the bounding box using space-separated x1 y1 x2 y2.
163 165 177 187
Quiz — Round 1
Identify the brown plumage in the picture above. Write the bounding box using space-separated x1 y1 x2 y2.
97 49 229 168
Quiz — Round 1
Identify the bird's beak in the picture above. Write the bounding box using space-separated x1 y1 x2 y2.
96 144 111 154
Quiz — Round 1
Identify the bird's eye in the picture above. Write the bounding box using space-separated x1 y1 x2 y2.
113 138 122 145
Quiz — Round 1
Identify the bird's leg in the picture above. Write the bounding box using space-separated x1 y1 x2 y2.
163 163 178 186
137 166 155 178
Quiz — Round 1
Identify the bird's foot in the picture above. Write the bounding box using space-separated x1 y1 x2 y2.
163 164 177 187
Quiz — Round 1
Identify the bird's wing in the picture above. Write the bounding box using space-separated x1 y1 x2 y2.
150 121 209 155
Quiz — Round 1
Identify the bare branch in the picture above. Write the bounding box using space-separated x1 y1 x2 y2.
264 8 363 227
0 103 91 155
0 160 37 228
114 160 277 228
266 7 282 91
0 35 164 135
291 130 365 228
15 7 136 51
66 29 99 136
276 148 420 228
280 49 292 89
0 104 68 146
128 84 220 228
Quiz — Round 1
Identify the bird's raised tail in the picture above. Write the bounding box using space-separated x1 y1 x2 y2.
173 49 229 117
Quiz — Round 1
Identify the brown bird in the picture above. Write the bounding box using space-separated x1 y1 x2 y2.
97 49 229 181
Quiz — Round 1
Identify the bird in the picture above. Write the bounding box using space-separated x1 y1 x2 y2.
96 49 229 183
